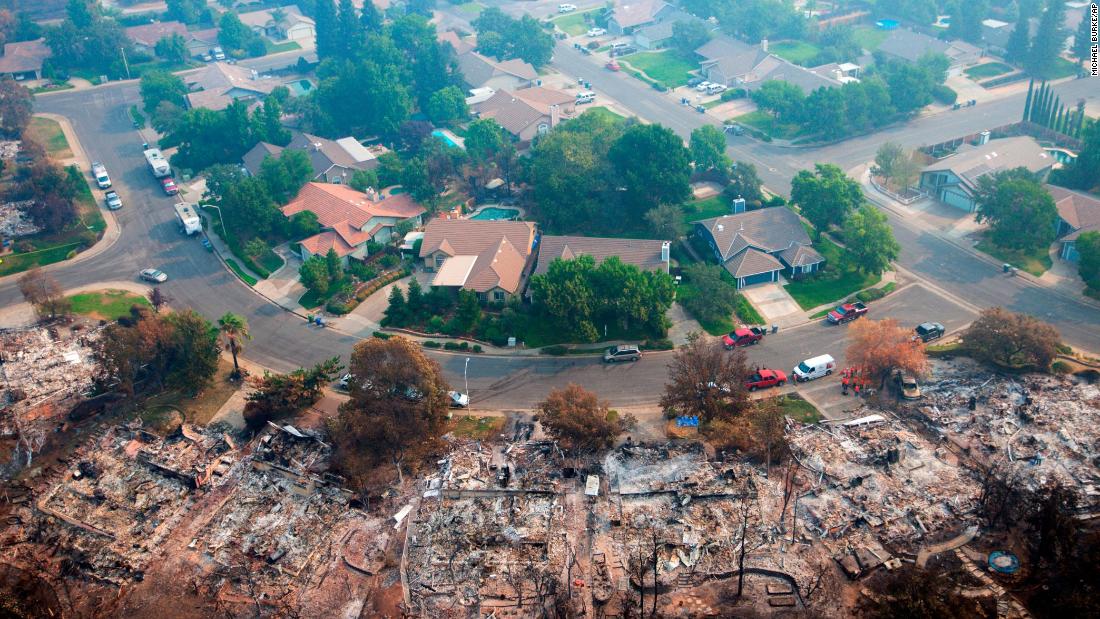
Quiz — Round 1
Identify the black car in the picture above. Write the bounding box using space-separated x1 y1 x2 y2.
687 76 706 88
914 322 946 342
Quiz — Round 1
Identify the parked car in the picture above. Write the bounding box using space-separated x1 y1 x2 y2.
609 45 636 56
201 52 213 62
140 268 168 283
746 369 787 391
161 177 179 195
705 83 727 95
558 3 577 12
827 301 868 324
586 27 606 37
603 345 641 363
792 354 835 382
605 60 620 71
694 81 713 92
914 322 945 342
722 326 766 349
687 76 706 88
448 391 470 408
895 371 921 400
575 91 596 104
212 46 226 61
104 190 122 210
724 123 744 135
91 162 111 188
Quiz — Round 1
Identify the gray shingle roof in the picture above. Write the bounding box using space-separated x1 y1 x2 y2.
878 29 950 62
779 244 825 267
242 142 284 176
695 36 753 61
694 207 811 261
724 248 783 278
535 236 669 276
921 136 1052 192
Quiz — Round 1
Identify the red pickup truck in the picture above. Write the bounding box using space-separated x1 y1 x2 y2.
746 369 787 391
827 302 868 324
722 326 767 349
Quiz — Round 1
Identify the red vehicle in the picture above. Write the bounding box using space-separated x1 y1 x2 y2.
161 177 179 195
605 60 620 71
745 369 787 391
722 326 766 349
827 301 868 324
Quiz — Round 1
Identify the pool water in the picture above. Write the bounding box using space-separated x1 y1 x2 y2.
432 129 462 149
285 79 313 97
471 207 520 221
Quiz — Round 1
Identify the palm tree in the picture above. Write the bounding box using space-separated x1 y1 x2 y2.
218 312 251 379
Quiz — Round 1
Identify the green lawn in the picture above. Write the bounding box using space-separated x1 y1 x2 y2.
225 258 258 286
1047 57 1080 79
735 294 764 324
775 395 821 423
852 26 888 51
552 9 598 36
964 62 1013 79
783 236 881 310
769 40 821 66
583 106 626 123
455 1 484 15
0 243 81 277
622 50 697 87
263 39 302 54
735 110 804 141
680 195 731 227
68 289 150 321
25 117 72 159
298 286 328 310
975 236 1052 276
448 414 505 439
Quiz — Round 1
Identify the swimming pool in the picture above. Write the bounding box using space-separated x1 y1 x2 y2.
471 207 520 221
285 79 313 97
432 129 464 149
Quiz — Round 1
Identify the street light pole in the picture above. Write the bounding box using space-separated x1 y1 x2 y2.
120 47 131 80
204 203 230 241
464 357 470 398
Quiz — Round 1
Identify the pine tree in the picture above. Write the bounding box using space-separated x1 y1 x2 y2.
1006 11 1032 65
1048 95 1060 129
1073 100 1086 137
1022 79 1034 122
1073 8 1093 62
314 0 337 60
1053 105 1064 133
1026 0 1066 78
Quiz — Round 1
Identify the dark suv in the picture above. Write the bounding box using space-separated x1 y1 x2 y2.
914 322 946 342
603 345 641 363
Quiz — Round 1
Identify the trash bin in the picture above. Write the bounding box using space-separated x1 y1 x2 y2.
771 324 778 334
1002 263 1011 273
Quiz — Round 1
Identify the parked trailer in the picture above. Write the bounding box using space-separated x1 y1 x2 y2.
174 202 202 235
143 148 171 178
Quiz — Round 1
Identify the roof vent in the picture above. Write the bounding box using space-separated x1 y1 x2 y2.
716 224 724 232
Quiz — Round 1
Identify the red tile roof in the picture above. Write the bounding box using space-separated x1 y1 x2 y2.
125 21 188 47
300 230 357 257
281 182 425 228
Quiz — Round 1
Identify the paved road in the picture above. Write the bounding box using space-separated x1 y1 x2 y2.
0 43 1095 410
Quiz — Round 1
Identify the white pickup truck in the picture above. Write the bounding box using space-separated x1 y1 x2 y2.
173 203 202 235
143 148 171 178
91 162 111 188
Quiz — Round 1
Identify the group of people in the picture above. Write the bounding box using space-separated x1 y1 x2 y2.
840 367 870 396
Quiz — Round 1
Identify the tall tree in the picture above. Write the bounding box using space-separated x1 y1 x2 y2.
0 78 32 138
330 337 451 485
679 263 739 327
725 161 765 207
671 19 712 56
846 318 928 388
1073 8 1093 62
1022 79 1035 122
644 203 685 241
1006 10 1033 65
139 70 187 116
314 0 338 60
660 333 751 423
1026 0 1066 78
164 310 220 394
842 204 899 275
336 0 364 59
790 163 862 238
154 33 188 62
1075 230 1100 291
1051 116 1099 191
974 168 1058 251
963 307 1060 369
689 125 730 172
18 268 69 320
537 384 634 453
608 124 692 217
947 0 988 44
217 312 250 378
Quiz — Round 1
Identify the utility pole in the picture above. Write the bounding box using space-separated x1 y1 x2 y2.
464 357 470 397
120 47 131 80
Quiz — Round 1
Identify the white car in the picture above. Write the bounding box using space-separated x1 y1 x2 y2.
706 83 727 94
558 3 577 12
140 268 168 283
104 191 122 210
694 81 713 92
586 27 606 37
448 391 470 408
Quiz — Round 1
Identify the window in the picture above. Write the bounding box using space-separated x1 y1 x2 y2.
435 255 446 268
493 291 505 302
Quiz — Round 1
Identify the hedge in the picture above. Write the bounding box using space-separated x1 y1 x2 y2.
423 340 442 348
932 84 957 105
641 338 674 350
372 331 391 339
323 267 412 315
720 88 747 101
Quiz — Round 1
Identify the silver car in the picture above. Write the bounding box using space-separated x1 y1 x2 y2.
603 345 641 363
104 191 122 210
140 268 168 283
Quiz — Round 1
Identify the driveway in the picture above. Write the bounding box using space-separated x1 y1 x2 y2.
741 283 803 326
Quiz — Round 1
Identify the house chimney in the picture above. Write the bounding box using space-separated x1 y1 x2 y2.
365 187 379 202
760 38 768 52
549 104 560 127
313 142 322 152
661 241 670 263
716 224 724 232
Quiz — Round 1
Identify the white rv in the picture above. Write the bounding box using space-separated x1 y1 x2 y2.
173 203 202 235
143 148 171 178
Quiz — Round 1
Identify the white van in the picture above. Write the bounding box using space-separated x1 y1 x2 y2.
575 91 596 104
792 354 835 382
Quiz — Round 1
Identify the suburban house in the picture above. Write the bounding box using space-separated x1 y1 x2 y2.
0 39 50 81
472 87 576 143
124 21 189 55
695 37 844 91
693 208 825 288
608 0 672 35
242 131 387 182
981 18 1012 51
1049 185 1100 261
184 62 281 110
419 219 538 301
632 7 704 50
238 5 316 42
184 28 220 59
535 236 671 276
282 182 426 264
877 29 981 71
438 30 477 56
919 136 1054 212
456 50 538 91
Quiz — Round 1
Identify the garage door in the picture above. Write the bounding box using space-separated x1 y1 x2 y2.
739 271 776 288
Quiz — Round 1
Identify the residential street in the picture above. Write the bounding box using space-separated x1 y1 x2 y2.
0 41 1096 412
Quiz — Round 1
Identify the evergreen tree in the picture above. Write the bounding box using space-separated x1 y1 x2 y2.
383 285 407 326
1048 95 1060 128
1026 0 1066 78
1005 11 1031 65
1073 9 1093 62
1022 79 1034 122
315 0 337 60
361 0 383 32
336 0 363 59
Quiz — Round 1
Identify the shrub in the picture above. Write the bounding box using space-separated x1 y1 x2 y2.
1055 343 1072 355
428 316 445 333
1051 360 1073 374
350 262 378 281
856 287 887 303
372 331 391 339
443 341 471 351
379 254 400 269
472 344 483 353
367 241 384 254
326 299 352 314
641 338 674 351
932 84 957 105
423 340 442 348
543 345 568 356
720 88 747 101
586 41 600 50
651 81 666 92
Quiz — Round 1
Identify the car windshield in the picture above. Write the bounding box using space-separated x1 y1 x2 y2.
796 362 811 373
834 306 846 313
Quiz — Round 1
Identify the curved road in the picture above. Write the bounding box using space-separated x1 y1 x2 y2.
1 65 1097 409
